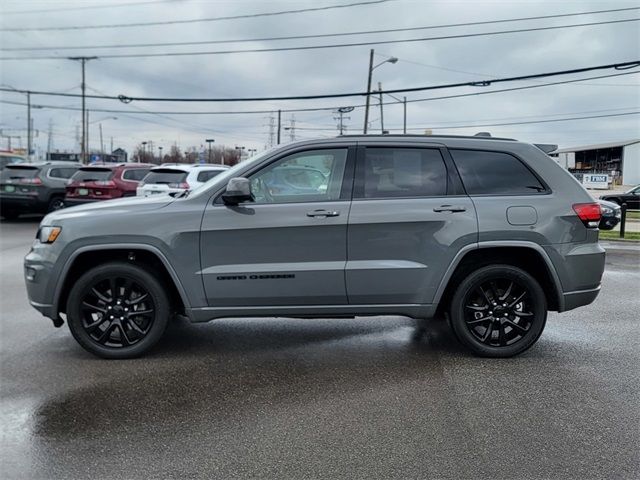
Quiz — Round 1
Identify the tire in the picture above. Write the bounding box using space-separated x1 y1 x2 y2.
47 196 66 212
66 262 170 359
449 265 547 358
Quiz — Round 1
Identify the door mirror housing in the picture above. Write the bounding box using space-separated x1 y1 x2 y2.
222 177 253 205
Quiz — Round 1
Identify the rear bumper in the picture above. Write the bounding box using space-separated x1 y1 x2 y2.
64 198 102 206
0 194 43 212
562 285 601 311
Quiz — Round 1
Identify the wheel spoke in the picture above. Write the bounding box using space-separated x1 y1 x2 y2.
125 318 145 335
96 323 115 344
117 323 131 347
466 304 488 311
504 319 529 332
500 281 514 301
466 316 491 324
509 291 527 308
514 311 533 317
127 293 149 306
86 317 108 333
82 301 106 314
122 279 133 301
489 281 500 302
477 286 492 306
109 277 118 302
91 287 110 304
481 323 494 342
130 308 153 317
498 323 506 346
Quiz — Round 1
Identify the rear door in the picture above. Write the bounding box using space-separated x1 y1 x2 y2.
346 143 477 305
200 145 355 307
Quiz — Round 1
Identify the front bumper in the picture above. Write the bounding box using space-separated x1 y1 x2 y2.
24 244 62 325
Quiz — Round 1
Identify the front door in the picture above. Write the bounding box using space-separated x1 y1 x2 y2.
346 144 477 305
200 147 355 307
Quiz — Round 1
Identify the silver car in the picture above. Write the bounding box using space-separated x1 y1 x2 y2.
24 135 605 359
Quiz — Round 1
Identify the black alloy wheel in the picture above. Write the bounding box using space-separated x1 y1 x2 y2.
449 265 547 357
48 197 66 212
67 262 170 359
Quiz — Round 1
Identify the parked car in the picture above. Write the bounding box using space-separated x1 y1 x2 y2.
65 163 153 206
600 185 640 210
0 162 80 219
597 199 621 230
137 164 228 197
25 135 605 359
0 152 27 170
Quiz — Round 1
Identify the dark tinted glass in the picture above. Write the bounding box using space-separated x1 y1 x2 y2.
359 148 447 198
49 167 78 179
72 168 114 182
197 170 223 182
2 165 40 179
123 168 150 181
450 149 545 195
143 169 188 184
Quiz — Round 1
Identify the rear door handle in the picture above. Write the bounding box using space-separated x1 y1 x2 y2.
433 205 467 213
307 209 340 218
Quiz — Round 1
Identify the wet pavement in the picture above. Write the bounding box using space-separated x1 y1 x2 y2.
1 218 639 479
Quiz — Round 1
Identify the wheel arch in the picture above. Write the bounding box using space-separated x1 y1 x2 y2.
54 244 191 320
434 242 563 317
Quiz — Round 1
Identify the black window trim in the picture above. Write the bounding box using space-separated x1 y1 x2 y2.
448 147 552 197
47 166 79 180
353 145 453 201
212 145 357 206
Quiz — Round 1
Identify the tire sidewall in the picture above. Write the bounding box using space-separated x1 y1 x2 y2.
67 262 170 359
48 196 65 212
450 265 547 358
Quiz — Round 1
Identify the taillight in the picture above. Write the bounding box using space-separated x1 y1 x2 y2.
95 180 116 187
19 177 42 185
168 182 189 189
573 203 601 228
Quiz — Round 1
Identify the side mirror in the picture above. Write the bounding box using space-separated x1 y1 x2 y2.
222 177 253 205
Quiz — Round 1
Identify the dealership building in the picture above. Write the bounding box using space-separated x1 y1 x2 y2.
550 139 640 186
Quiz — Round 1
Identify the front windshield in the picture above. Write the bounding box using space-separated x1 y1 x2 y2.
625 185 640 194
187 147 280 197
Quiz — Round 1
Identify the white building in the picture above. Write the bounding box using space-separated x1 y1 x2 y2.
551 139 640 186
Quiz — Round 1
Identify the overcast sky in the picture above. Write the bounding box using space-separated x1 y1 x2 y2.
1 0 638 158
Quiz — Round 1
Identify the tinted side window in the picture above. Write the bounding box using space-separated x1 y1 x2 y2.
450 149 546 195
123 169 150 181
197 170 222 183
49 167 78 179
358 147 447 199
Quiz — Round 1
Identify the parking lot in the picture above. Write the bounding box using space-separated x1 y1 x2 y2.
1 217 639 479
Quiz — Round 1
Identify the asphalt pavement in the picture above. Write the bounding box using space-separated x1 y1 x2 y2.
1 218 639 479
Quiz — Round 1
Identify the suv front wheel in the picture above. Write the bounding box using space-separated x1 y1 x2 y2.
449 265 547 357
66 262 170 359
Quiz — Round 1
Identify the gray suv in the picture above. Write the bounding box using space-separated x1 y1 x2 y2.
24 135 605 359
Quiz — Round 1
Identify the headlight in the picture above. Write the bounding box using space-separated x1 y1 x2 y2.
38 226 62 244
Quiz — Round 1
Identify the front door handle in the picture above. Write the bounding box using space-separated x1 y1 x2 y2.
433 205 467 213
307 209 340 218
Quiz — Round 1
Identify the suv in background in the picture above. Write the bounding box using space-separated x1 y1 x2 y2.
65 163 153 206
0 152 27 170
24 135 605 359
1 162 80 219
137 164 228 197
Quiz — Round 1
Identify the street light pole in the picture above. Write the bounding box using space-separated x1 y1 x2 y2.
27 91 31 158
205 138 215 162
378 82 384 134
363 49 374 134
69 56 97 164
403 96 407 134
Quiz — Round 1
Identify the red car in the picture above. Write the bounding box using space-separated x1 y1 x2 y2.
65 163 153 206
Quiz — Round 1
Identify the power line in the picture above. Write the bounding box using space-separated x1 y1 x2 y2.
1 60 637 102
0 0 393 32
1 71 637 115
1 0 172 15
3 6 637 52
3 18 637 61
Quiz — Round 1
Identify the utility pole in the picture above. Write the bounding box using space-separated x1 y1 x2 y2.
403 96 407 134
110 136 113 153
69 56 97 164
277 109 281 145
335 106 354 136
99 123 104 155
85 110 89 162
158 146 163 162
288 115 296 142
266 113 276 147
363 49 374 134
206 138 215 162
47 119 53 159
26 92 32 158
378 82 384 133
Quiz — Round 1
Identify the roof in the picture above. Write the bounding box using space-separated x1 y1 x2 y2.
553 138 640 154
339 133 517 141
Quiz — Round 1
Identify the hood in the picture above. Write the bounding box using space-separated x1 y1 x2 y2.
43 194 174 224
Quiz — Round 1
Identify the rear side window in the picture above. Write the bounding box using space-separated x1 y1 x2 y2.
197 170 223 183
122 168 150 181
143 169 188 184
72 168 114 182
450 149 546 195
1 165 40 180
49 167 78 179
358 147 447 199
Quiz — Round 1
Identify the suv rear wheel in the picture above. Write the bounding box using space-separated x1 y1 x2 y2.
449 265 547 357
66 262 170 359
48 196 66 212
